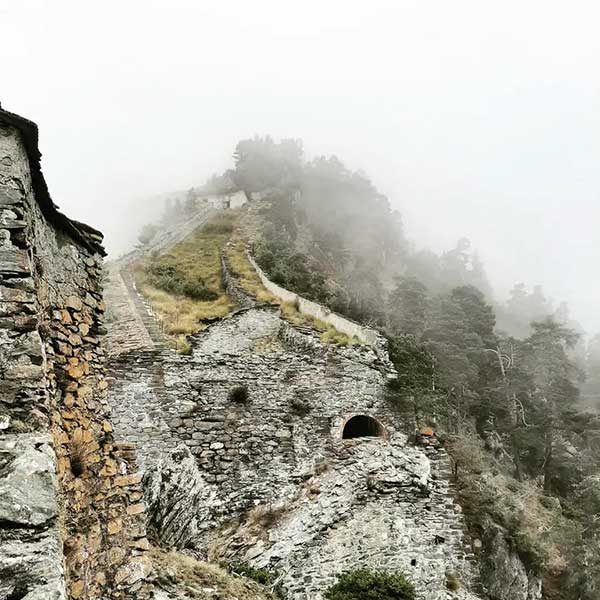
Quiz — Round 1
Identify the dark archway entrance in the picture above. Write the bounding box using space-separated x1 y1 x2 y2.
342 415 385 439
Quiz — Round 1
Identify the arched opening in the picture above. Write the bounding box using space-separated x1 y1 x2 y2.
342 415 385 439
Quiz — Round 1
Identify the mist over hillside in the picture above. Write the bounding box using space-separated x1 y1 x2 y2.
122 134 600 597
3 3 600 599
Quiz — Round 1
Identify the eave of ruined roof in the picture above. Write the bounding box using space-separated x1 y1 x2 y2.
0 104 106 256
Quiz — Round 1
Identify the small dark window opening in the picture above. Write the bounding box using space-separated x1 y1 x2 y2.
411 558 417 567
342 415 384 439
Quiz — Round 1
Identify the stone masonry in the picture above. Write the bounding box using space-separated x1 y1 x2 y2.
0 105 150 599
105 219 484 599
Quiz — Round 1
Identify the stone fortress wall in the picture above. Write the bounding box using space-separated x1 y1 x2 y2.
246 249 382 346
0 106 150 600
104 210 483 599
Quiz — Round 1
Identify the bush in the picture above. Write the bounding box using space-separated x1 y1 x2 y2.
446 572 461 591
325 569 415 600
146 263 217 301
202 222 234 235
228 385 249 404
291 396 311 415
181 280 218 301
222 562 274 586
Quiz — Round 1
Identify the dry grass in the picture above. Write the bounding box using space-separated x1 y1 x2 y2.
135 212 361 349
133 214 236 350
320 326 361 346
280 301 325 330
151 547 276 600
313 461 330 476
280 301 360 346
445 572 461 591
225 239 277 303
450 432 575 575
69 429 89 477
246 503 288 535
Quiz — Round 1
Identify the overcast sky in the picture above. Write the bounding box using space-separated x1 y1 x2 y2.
1 1 599 333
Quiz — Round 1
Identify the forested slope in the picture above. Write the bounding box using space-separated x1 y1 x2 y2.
188 136 600 600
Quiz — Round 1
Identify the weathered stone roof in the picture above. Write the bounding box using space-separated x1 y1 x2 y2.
0 103 106 256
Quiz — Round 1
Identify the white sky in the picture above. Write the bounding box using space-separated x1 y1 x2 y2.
1 1 599 333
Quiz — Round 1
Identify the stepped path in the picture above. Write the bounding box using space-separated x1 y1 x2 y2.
103 207 215 357
103 207 217 467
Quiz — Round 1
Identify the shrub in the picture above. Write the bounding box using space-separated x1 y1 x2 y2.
324 569 416 600
181 280 218 301
314 461 330 476
291 396 311 415
446 572 461 591
222 562 274 586
228 385 249 404
202 222 235 235
146 263 218 301
247 503 287 532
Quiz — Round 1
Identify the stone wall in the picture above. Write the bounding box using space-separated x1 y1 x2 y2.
106 293 482 598
0 107 150 599
246 249 383 347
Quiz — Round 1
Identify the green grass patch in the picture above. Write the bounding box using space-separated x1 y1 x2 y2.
133 213 236 350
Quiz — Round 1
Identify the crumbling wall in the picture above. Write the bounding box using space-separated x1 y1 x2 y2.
0 109 150 599
106 304 481 598
246 250 383 347
108 306 411 524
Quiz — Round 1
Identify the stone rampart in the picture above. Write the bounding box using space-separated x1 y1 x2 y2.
246 250 381 346
106 305 481 599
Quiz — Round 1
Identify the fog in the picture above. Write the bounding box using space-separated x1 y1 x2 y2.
2 1 599 333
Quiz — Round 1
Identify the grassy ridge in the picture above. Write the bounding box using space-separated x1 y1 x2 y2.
225 238 277 304
133 213 236 351
134 210 361 350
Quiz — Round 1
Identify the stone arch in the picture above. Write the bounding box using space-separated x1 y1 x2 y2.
342 414 386 439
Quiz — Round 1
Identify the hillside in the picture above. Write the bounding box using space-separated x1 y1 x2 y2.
123 136 600 600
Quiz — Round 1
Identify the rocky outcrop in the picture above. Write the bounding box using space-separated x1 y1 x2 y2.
0 434 64 600
144 445 217 549
211 436 480 600
481 528 542 600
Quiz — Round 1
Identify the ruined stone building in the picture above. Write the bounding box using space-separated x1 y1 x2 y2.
0 106 151 600
105 223 483 600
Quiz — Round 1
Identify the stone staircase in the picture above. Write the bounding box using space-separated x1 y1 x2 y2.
104 206 216 357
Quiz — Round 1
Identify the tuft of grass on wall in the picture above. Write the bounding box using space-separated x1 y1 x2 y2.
280 301 360 346
320 326 361 346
